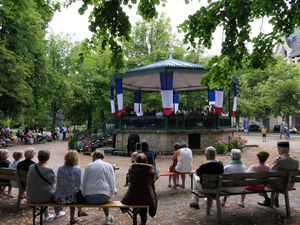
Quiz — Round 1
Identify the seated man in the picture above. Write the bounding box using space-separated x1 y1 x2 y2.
189 146 224 209
257 141 299 207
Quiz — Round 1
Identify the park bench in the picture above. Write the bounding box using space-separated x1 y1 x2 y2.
191 170 300 225
0 168 27 210
160 171 195 189
25 201 149 225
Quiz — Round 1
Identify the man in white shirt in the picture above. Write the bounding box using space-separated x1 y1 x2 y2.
82 149 116 225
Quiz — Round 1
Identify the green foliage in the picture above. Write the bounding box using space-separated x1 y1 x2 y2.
228 136 245 151
213 142 228 154
0 0 57 117
68 135 76 150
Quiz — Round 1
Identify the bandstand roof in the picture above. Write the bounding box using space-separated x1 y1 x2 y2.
112 57 207 91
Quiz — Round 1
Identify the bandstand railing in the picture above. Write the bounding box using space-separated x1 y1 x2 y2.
118 115 232 130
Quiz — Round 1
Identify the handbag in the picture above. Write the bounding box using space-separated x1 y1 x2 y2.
75 190 86 203
34 164 54 189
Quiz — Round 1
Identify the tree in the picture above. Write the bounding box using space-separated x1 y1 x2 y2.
65 43 113 129
0 0 58 119
67 0 300 76
45 34 73 137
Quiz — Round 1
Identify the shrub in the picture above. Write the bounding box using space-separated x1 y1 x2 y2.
213 142 229 154
68 135 76 150
228 136 246 151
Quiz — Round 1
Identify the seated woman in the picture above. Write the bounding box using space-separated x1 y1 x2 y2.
54 151 87 225
221 149 247 207
122 153 157 225
0 149 12 197
172 142 193 188
81 149 116 225
26 150 65 222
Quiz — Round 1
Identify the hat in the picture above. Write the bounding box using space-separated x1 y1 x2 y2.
277 141 289 148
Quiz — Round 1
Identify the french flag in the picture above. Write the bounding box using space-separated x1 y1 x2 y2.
160 72 173 115
173 91 179 114
134 91 142 116
231 83 237 117
208 90 215 105
215 89 224 116
115 78 123 118
110 85 115 117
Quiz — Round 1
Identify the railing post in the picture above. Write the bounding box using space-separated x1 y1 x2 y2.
216 116 220 129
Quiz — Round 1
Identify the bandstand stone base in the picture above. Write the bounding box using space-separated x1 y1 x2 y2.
115 129 235 154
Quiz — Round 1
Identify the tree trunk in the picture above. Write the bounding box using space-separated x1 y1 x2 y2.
87 112 93 130
51 110 57 140
286 114 290 128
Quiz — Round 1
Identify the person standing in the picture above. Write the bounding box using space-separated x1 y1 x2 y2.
62 125 67 141
280 123 284 139
261 126 267 142
81 150 116 225
257 141 299 207
122 153 157 225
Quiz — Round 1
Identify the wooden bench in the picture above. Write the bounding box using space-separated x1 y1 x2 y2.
25 201 149 225
0 168 27 210
160 171 195 189
191 170 300 225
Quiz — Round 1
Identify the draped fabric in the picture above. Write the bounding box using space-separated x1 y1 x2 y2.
134 92 143 117
173 91 179 114
116 78 123 118
160 72 173 115
215 89 224 116
231 83 237 117
110 85 115 117
208 90 215 105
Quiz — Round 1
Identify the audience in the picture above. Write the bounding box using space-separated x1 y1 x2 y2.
172 142 193 189
0 149 12 197
81 149 116 225
122 153 157 225
9 150 23 188
54 150 87 224
26 150 65 222
221 149 247 207
189 146 224 209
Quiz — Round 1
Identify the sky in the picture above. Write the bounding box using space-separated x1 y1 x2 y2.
48 0 273 56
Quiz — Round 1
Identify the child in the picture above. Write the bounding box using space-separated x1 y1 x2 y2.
0 149 12 197
124 151 139 187
168 143 181 188
261 126 267 142
9 150 23 188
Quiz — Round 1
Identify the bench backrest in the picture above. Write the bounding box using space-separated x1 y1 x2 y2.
17 170 28 183
201 171 299 190
0 168 16 180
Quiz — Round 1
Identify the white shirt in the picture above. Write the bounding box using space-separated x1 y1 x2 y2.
81 159 116 197
175 148 193 173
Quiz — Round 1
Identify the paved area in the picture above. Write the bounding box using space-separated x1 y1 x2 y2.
0 133 300 225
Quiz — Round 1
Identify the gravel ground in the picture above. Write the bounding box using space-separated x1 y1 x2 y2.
0 133 300 225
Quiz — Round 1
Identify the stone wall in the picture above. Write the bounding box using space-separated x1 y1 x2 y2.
115 129 234 154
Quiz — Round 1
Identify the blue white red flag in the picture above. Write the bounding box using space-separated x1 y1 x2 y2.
231 83 237 117
160 72 173 115
115 78 123 118
134 92 143 116
173 91 179 114
208 90 215 105
215 89 224 116
110 85 115 117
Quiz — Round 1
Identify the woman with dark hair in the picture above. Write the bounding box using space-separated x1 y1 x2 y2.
122 153 157 225
140 141 156 165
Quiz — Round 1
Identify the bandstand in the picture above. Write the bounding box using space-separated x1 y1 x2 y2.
109 56 233 154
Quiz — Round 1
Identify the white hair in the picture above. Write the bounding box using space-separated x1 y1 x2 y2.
231 149 242 160
205 146 216 159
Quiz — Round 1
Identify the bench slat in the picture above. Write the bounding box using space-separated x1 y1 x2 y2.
24 201 148 208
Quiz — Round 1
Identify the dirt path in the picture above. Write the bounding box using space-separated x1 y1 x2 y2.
0 134 300 225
